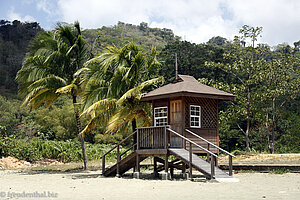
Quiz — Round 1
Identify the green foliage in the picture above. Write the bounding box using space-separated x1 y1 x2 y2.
204 25 300 153
0 19 299 158
0 136 125 162
0 20 41 93
31 98 78 140
80 42 162 135
159 40 227 83
275 111 300 153
82 21 179 55
0 95 30 135
94 133 123 145
269 168 291 174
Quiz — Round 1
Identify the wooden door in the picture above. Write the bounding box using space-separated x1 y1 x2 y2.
170 100 183 148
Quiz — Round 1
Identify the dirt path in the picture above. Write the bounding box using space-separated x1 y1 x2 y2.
0 171 299 200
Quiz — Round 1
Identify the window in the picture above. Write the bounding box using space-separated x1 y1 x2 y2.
190 105 201 128
154 106 168 126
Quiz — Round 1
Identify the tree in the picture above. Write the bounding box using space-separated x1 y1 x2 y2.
206 25 265 152
159 40 227 83
79 43 163 136
238 25 262 47
16 22 90 169
257 55 299 153
207 36 228 46
0 20 41 93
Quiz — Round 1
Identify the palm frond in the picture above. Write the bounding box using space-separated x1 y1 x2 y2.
56 83 76 94
117 76 163 105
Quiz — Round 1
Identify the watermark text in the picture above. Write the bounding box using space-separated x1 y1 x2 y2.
0 191 58 198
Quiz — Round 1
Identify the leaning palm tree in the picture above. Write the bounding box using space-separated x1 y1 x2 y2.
16 22 89 169
80 43 163 136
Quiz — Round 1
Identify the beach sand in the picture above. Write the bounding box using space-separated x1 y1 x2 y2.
0 171 299 200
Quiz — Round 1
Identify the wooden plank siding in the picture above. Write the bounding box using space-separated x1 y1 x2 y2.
152 96 219 154
184 129 218 154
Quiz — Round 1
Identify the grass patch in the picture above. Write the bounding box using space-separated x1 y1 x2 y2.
27 160 104 172
269 168 291 174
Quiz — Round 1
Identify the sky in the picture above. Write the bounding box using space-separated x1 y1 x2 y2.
1 0 300 47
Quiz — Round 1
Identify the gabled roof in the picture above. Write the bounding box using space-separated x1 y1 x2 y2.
140 75 235 101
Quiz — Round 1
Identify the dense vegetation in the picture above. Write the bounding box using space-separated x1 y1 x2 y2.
0 20 41 93
82 21 179 54
0 20 299 165
0 136 126 162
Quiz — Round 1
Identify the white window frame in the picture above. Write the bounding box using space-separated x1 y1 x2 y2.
190 105 201 128
154 106 168 126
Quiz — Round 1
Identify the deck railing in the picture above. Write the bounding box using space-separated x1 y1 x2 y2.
100 126 235 178
167 128 217 179
185 129 237 176
137 126 169 150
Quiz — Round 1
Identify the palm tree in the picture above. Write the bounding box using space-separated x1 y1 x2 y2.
16 22 89 169
80 43 163 136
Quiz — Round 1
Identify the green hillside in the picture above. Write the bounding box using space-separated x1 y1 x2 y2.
83 21 180 54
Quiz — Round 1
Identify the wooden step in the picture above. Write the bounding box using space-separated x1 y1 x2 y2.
103 152 147 177
169 148 230 178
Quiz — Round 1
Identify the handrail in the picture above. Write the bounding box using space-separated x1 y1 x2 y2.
137 125 170 129
185 129 236 158
167 128 218 158
100 131 136 159
120 144 136 157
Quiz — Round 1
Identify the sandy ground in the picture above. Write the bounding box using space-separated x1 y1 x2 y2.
219 153 300 164
0 171 299 200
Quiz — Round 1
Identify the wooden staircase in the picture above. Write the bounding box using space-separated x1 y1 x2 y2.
169 148 230 178
103 152 147 177
101 126 236 180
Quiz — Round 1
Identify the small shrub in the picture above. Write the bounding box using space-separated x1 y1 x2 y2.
269 168 291 174
0 136 126 162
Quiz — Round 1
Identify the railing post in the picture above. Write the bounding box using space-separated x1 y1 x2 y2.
210 155 215 179
134 153 140 179
189 142 193 179
116 145 120 177
136 154 140 172
152 129 154 149
164 127 168 149
102 155 105 175
137 129 139 150
229 155 233 176
206 144 210 162
165 153 168 173
154 157 158 176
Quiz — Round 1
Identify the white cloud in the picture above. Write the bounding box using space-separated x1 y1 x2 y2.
56 0 300 46
7 7 36 22
225 0 300 46
36 0 53 15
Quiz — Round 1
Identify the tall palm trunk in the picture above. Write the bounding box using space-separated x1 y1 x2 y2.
72 95 88 170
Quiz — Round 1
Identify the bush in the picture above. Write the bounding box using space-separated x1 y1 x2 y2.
0 136 126 162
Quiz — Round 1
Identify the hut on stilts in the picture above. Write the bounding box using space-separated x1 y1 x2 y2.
100 65 236 180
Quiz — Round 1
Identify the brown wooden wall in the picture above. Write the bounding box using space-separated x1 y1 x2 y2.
152 99 168 126
152 96 219 154
184 128 218 154
184 97 219 154
184 96 218 129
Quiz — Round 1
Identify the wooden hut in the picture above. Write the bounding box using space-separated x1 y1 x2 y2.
140 74 234 154
100 74 236 180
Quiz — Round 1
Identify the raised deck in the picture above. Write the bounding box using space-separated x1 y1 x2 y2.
100 126 236 180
